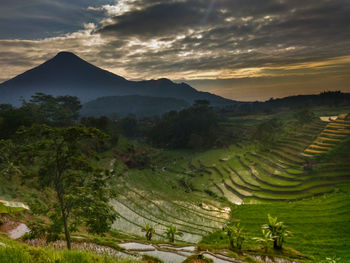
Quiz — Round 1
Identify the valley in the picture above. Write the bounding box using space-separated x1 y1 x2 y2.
98 110 350 262
2 102 348 263
1 0 350 261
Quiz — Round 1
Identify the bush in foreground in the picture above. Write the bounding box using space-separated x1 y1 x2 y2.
0 245 139 263
182 254 213 263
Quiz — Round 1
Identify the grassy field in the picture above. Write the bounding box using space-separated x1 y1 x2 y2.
0 234 139 263
231 183 350 262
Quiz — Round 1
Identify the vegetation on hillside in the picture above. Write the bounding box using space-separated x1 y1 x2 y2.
15 125 117 249
0 92 349 263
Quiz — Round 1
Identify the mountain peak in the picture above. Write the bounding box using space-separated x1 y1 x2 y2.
55 51 79 58
49 51 84 64
0 52 235 106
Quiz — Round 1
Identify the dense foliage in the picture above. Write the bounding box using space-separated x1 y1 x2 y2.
0 93 81 139
0 242 138 263
222 91 350 115
252 118 282 147
317 137 350 164
149 101 219 149
15 125 117 249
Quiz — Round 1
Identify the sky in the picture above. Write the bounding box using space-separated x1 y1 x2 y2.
0 0 349 101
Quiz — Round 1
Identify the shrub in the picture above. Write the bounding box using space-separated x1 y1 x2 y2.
252 229 273 252
262 214 292 250
224 222 245 251
141 254 164 263
182 254 214 263
0 244 141 263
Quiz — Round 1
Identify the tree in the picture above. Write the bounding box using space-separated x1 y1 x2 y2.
252 118 281 149
24 93 82 126
80 116 119 146
193 100 210 108
164 225 183 243
293 108 314 124
252 229 273 252
17 124 117 249
142 223 156 241
119 115 138 138
0 104 36 139
0 94 81 139
224 222 245 250
0 140 23 180
262 214 291 249
149 102 219 149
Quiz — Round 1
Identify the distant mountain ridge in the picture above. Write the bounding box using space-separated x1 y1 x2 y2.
0 51 236 106
81 95 190 118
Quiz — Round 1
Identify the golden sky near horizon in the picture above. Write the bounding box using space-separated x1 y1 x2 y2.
0 0 349 101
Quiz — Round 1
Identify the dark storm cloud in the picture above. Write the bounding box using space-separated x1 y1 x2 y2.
97 0 350 72
99 0 350 38
98 0 290 38
0 0 350 100
0 0 114 39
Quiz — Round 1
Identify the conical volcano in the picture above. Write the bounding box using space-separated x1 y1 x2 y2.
0 52 235 106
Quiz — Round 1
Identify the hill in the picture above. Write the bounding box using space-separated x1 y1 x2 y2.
0 52 236 107
226 91 350 114
1 106 350 262
81 95 190 118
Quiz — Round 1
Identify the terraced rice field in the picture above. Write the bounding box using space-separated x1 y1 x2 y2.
109 115 350 252
302 114 350 157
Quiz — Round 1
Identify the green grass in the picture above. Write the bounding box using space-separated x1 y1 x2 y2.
0 237 139 263
230 184 350 262
201 186 350 262
103 109 350 255
2 107 349 262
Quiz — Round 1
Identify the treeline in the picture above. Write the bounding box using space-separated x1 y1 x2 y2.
251 108 316 151
148 100 221 149
0 93 237 150
0 93 131 144
0 93 81 139
0 94 119 249
222 91 350 115
1 92 327 151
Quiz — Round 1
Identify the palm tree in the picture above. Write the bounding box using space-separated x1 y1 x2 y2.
252 229 273 252
141 223 156 241
164 224 183 243
262 214 291 249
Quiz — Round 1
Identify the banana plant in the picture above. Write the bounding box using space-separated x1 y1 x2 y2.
224 222 245 250
322 256 341 263
252 229 273 252
262 214 292 249
164 224 183 243
141 223 156 241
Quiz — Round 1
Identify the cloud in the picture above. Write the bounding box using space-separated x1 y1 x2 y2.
0 0 349 100
93 0 350 78
0 0 114 39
